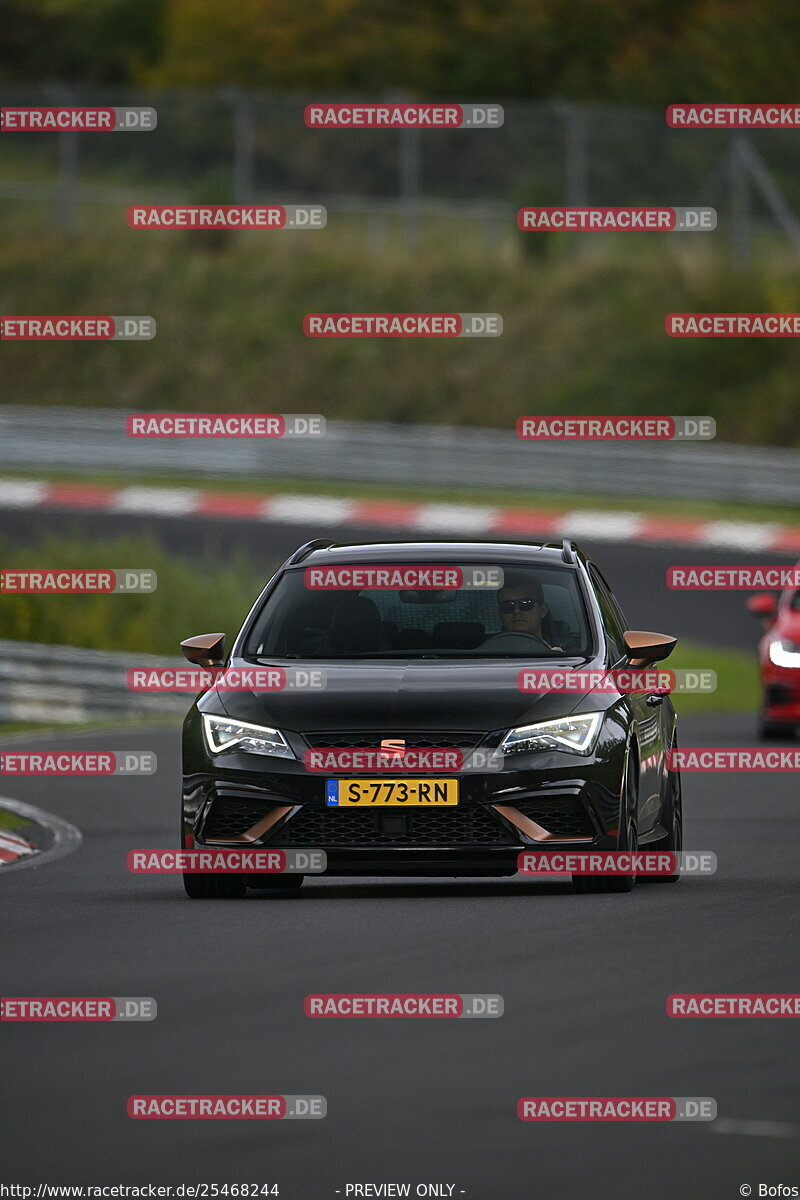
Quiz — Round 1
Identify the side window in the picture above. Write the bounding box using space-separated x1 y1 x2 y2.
588 565 627 662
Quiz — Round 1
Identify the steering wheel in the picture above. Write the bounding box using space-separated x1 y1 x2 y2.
481 631 555 651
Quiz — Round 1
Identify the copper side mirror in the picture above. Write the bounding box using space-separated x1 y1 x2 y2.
623 630 677 667
180 632 226 668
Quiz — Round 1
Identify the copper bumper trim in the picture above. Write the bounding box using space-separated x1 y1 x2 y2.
492 803 594 843
204 804 295 845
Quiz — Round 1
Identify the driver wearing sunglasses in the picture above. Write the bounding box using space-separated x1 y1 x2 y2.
496 580 563 650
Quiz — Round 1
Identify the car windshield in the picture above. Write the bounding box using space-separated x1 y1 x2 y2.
244 563 594 659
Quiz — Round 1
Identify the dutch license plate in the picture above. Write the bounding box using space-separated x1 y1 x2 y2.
326 779 459 806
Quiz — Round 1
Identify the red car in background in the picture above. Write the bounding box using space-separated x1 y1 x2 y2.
748 570 800 739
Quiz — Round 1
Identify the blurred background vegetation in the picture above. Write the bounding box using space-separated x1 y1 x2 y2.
2 0 799 103
1 1 799 443
0 217 798 443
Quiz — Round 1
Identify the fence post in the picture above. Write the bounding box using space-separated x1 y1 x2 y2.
44 81 78 233
553 100 588 255
399 128 422 248
736 135 800 256
222 88 256 202
729 135 751 268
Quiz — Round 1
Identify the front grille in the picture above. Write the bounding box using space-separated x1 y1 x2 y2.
269 804 515 847
203 798 271 839
303 730 484 751
510 796 596 839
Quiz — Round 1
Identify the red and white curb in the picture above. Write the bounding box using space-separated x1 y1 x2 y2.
1 477 799 553
0 795 82 873
0 829 36 865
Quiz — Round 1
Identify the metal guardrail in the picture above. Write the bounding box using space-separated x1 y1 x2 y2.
0 640 188 724
1 405 800 505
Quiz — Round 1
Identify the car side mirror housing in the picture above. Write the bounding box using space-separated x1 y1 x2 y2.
623 630 677 667
180 632 226 668
746 592 777 618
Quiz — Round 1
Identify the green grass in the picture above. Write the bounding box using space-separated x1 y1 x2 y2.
0 808 32 832
1 214 800 444
0 531 271 655
667 639 759 715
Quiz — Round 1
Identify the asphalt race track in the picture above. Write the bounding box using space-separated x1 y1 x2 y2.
2 509 799 1197
3 716 800 1196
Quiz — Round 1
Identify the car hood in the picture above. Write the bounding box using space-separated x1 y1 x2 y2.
210 657 607 735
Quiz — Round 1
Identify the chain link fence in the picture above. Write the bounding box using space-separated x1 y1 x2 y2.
2 88 800 261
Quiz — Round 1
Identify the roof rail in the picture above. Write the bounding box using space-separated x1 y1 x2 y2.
561 539 577 564
287 539 336 565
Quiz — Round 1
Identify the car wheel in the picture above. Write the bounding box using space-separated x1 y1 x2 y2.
649 744 682 884
573 751 638 895
759 717 796 740
183 872 247 899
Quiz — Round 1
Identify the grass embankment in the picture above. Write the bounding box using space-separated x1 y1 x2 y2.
1 210 800 444
0 533 266 656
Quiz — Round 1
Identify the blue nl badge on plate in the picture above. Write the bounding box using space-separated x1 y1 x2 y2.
326 779 339 806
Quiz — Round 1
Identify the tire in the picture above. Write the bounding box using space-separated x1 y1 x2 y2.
759 717 796 740
246 874 304 891
573 750 638 894
648 743 683 884
183 872 247 899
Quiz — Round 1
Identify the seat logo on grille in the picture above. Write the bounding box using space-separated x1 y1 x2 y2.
380 738 406 759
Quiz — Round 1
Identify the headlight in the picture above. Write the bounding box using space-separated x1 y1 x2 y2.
202 714 294 759
500 712 604 757
768 639 800 668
